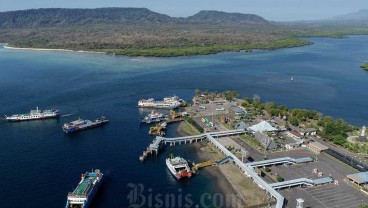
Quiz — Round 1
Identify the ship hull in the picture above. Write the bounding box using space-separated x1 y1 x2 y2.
138 105 177 109
166 159 182 180
82 175 104 208
65 172 104 208
166 158 192 180
6 114 59 122
63 121 108 133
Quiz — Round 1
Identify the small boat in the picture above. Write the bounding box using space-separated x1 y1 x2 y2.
166 156 193 180
65 169 103 208
62 117 108 133
5 107 59 121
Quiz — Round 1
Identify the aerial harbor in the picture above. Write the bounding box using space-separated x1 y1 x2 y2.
2 1 368 208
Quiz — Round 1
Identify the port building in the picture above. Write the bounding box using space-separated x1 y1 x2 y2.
346 172 368 186
249 120 277 133
307 141 328 153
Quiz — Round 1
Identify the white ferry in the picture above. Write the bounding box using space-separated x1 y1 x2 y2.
5 107 59 121
166 156 192 180
138 96 184 109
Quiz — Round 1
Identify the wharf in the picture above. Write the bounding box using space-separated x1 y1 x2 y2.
139 129 245 161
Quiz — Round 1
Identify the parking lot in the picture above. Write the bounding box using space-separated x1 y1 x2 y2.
268 149 368 207
189 101 239 116
281 182 368 208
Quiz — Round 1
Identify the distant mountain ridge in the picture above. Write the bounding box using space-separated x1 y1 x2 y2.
0 8 174 28
328 9 368 21
187 10 268 23
0 8 269 28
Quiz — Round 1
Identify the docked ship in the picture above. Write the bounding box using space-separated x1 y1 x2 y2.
138 96 185 109
141 110 168 124
65 169 103 208
62 117 108 133
5 107 59 121
166 156 193 180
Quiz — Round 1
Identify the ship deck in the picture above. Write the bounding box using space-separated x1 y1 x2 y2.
73 176 96 195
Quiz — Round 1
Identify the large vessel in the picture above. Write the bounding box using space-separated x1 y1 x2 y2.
138 96 184 109
65 169 103 208
62 117 108 133
141 110 168 124
5 107 59 121
166 156 193 180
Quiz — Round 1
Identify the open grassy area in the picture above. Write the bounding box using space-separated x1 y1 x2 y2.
180 120 201 136
240 134 264 151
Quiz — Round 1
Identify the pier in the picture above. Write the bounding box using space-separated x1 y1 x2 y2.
139 129 246 161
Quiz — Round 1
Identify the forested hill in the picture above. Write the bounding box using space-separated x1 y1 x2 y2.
187 10 268 23
0 8 269 28
0 8 175 28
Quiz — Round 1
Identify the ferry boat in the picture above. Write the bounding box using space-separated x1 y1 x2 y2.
65 169 103 208
166 156 193 180
138 96 184 109
141 110 168 124
62 117 108 133
5 107 59 121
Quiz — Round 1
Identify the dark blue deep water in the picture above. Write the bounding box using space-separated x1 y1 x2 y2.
0 36 368 208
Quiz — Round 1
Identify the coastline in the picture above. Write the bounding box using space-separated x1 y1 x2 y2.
3 45 106 54
1 37 311 58
176 122 245 206
176 121 271 207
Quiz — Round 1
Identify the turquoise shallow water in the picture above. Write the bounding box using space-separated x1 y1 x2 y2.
0 36 368 207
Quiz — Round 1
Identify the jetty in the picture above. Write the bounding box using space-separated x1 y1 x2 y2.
139 129 246 161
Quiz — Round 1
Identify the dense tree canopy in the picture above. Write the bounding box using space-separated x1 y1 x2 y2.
1 8 368 56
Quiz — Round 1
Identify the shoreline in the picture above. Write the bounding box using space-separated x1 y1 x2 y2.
1 37 311 58
2 45 106 54
176 122 249 207
176 122 241 204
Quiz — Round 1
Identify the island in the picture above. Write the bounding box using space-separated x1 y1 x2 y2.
1 8 368 57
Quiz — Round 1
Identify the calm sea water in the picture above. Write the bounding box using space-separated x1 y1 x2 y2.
0 36 368 207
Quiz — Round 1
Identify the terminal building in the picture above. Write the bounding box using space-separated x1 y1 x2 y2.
346 172 368 186
307 141 328 153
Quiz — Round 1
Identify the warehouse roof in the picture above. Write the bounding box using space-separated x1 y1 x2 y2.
249 120 277 132
347 172 368 184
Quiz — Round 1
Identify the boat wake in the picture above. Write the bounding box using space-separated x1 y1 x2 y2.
60 113 74 118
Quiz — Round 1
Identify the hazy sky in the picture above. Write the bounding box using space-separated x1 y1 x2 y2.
1 0 368 21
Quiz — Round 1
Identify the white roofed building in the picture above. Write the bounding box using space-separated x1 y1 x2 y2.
249 120 277 133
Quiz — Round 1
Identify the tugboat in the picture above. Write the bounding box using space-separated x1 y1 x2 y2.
141 110 168 124
138 96 185 109
166 155 193 180
65 169 103 208
62 117 108 133
5 107 59 121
